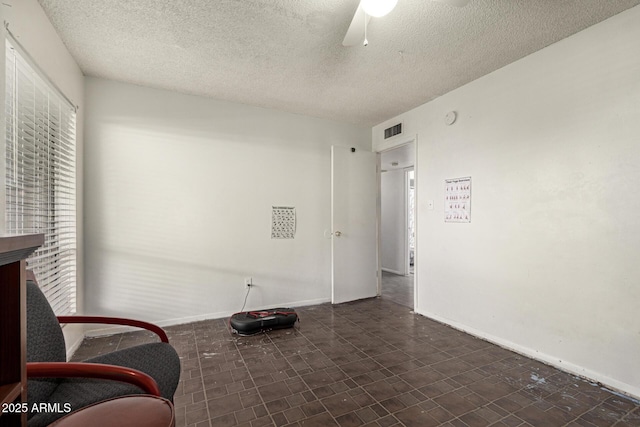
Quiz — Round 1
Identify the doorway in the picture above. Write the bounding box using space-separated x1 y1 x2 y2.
379 142 415 308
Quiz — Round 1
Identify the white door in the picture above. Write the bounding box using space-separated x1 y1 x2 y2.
331 146 378 304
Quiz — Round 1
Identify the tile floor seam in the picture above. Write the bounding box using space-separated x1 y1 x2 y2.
239 327 283 427
192 324 213 427
273 327 344 427
264 330 292 426
289 326 395 427
113 333 123 351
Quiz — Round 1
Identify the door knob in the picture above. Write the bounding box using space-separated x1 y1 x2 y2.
334 231 342 237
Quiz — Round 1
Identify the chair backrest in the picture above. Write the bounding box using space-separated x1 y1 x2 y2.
26 279 67 405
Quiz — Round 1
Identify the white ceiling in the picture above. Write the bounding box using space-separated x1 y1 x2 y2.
38 0 640 126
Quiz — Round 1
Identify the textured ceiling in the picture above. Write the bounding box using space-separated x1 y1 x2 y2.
38 0 640 126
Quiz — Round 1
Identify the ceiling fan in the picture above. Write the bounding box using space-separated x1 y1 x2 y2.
342 0 470 46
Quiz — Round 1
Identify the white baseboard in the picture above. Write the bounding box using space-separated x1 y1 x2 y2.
382 267 405 275
418 309 640 402
84 297 331 337
62 323 85 360
65 334 84 360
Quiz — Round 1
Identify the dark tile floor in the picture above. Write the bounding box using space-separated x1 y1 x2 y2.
71 296 640 427
381 271 413 309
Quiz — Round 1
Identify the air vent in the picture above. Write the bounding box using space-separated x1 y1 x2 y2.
384 123 402 139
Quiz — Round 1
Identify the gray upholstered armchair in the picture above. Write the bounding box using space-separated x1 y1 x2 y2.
26 279 181 427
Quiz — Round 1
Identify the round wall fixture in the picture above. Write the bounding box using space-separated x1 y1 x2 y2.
445 111 457 125
361 0 398 17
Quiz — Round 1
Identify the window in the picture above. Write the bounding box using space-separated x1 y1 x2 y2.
5 38 77 315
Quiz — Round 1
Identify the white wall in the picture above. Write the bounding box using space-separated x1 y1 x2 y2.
381 169 406 274
373 6 640 399
1 0 85 356
84 77 370 332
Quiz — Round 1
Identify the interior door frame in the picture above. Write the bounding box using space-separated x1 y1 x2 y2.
375 135 418 309
405 167 415 276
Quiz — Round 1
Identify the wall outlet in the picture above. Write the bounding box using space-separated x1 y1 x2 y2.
244 277 253 287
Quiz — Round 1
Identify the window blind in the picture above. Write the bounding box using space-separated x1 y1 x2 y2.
5 39 77 315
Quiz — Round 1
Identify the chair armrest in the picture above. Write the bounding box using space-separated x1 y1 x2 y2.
57 316 169 343
27 362 162 396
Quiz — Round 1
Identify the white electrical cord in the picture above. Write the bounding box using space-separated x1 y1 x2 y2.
240 284 251 313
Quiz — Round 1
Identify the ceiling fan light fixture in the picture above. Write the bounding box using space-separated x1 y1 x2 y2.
361 0 398 17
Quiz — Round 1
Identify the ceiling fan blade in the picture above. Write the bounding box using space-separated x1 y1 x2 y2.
342 3 372 46
432 0 470 7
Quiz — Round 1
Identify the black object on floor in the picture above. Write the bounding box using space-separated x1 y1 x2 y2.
229 308 298 336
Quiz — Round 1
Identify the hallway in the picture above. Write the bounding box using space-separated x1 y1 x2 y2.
381 271 413 309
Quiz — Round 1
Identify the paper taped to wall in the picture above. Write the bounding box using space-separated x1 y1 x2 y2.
272 206 296 238
445 177 471 223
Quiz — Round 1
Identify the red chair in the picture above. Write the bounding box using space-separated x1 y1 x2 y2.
26 279 180 427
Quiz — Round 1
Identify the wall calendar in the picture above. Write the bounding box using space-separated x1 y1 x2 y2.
445 177 471 223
